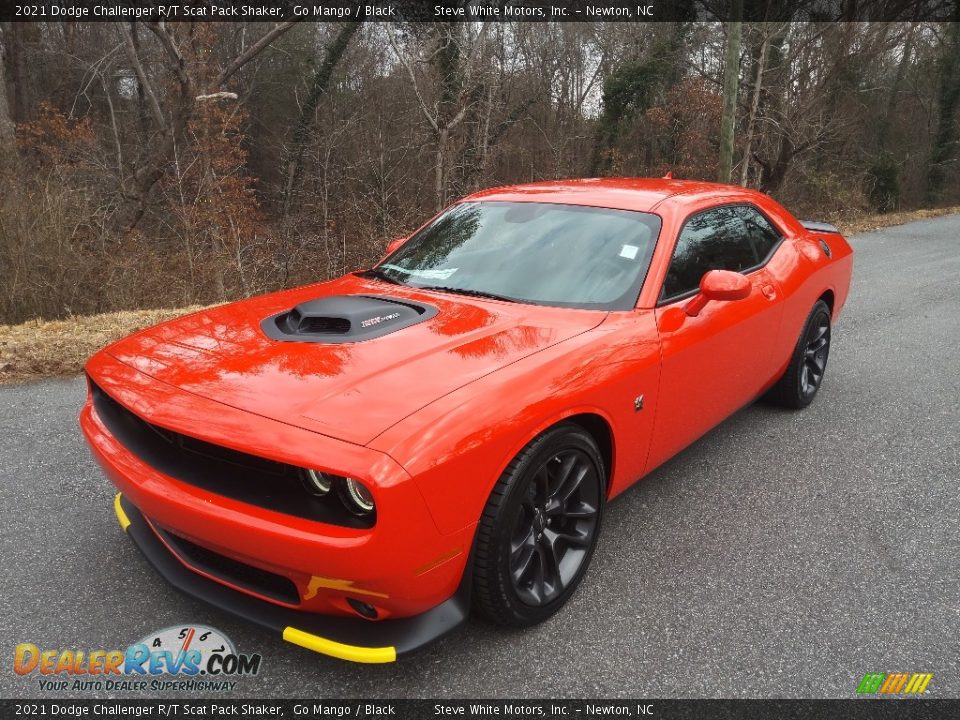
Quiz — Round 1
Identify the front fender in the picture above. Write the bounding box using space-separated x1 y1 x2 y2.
368 312 661 535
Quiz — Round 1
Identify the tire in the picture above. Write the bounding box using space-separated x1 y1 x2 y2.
768 299 832 409
472 423 605 628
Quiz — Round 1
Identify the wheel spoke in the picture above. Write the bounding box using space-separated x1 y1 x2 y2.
529 546 549 603
533 466 549 505
806 338 827 356
549 468 588 515
545 526 590 549
511 522 534 554
538 537 562 596
551 453 577 492
811 354 826 374
560 500 597 519
511 535 536 582
519 494 535 514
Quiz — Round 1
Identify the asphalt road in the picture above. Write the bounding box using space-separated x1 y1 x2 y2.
2 215 958 700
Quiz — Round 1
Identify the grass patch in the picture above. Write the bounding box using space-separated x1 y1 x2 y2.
1 206 958 385
0 306 206 385
834 205 960 236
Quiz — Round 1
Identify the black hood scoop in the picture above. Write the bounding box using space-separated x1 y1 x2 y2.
261 295 438 344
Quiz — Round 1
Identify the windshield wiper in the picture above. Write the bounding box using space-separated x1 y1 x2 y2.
426 286 518 303
354 268 404 285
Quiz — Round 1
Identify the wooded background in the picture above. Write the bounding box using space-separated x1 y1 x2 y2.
1 18 958 324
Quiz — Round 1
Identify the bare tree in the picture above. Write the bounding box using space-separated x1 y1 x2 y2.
739 23 780 185
928 17 960 202
0 26 15 153
281 20 363 217
388 21 490 209
718 4 742 183
116 20 295 230
2 19 959 325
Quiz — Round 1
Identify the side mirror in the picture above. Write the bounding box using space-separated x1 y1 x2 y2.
385 236 407 255
684 270 751 317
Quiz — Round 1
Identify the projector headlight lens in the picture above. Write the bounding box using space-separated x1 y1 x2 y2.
302 468 333 496
340 477 375 515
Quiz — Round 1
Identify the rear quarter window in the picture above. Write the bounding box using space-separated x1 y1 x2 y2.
736 205 782 263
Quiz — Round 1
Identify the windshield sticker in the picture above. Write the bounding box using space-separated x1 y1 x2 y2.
619 245 640 260
382 264 458 280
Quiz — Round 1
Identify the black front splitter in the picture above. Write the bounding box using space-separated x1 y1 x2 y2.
113 493 470 663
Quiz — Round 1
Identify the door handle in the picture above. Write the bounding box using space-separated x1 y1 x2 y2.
761 284 777 300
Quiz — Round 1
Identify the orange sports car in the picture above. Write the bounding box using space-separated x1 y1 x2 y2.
81 178 853 663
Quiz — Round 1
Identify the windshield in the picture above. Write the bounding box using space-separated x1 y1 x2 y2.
373 202 661 310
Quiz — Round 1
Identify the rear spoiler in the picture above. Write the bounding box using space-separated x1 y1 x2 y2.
800 220 841 234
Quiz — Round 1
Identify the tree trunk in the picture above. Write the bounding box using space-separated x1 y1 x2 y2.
435 127 449 211
718 4 743 184
131 22 151 141
927 17 960 204
2 23 35 124
3 22 39 123
755 137 808 194
876 24 914 153
281 21 362 217
118 101 193 232
740 26 772 186
0 35 15 153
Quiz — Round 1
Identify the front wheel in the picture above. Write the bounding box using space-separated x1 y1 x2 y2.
769 299 832 409
472 423 605 628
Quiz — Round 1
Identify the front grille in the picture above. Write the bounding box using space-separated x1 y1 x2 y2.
155 525 300 605
90 380 373 529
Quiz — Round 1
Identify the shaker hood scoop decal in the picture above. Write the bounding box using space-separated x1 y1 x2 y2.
261 295 438 344
360 312 401 328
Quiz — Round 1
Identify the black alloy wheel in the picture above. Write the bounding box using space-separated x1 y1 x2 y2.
472 423 605 627
800 314 831 397
769 299 832 409
509 449 600 606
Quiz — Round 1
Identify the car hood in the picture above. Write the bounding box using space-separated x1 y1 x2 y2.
105 275 606 445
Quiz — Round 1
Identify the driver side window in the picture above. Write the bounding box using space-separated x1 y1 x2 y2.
661 205 760 302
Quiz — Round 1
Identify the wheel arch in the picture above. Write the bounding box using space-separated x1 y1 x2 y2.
564 412 615 495
818 288 835 317
490 409 616 503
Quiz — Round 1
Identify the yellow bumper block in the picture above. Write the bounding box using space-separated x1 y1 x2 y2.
282 626 396 664
113 493 131 532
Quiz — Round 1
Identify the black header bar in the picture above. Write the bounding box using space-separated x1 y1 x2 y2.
1 0 957 23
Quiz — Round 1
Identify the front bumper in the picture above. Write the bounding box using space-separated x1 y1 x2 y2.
82 351 477 662
113 493 469 663
81 349 475 610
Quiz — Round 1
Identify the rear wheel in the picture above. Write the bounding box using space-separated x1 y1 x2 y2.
472 423 605 627
769 300 832 409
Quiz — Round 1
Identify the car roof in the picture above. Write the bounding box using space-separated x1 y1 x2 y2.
461 178 768 214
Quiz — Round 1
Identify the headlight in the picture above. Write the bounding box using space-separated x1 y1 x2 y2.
302 468 333 496
339 477 375 515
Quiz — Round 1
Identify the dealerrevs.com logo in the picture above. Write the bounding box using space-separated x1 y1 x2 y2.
14 625 262 693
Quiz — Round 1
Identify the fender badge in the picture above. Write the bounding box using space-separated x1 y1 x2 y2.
634 395 644 412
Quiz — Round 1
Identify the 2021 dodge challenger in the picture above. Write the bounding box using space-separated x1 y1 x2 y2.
81 178 852 663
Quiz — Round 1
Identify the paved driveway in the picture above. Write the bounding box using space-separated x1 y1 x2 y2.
2 215 958 698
